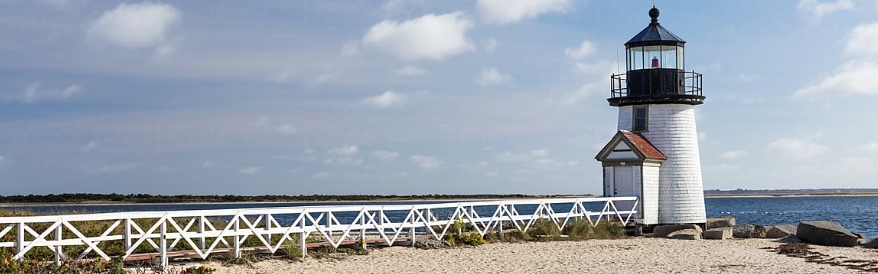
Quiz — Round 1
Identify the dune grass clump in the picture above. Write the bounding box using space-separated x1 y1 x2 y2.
527 220 562 240
484 219 627 243
442 218 486 247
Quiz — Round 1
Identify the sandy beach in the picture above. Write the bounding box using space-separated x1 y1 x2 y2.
192 238 877 274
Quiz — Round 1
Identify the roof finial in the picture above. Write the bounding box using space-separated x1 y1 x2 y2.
649 6 660 24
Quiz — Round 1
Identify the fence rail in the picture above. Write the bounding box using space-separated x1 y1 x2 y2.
0 197 638 268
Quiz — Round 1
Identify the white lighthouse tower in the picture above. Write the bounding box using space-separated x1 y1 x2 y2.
595 6 706 225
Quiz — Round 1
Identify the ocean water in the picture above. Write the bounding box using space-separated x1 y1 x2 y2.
705 195 878 239
3 196 876 239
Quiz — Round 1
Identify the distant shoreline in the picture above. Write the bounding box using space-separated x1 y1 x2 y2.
0 196 580 207
705 192 878 198
2 192 877 206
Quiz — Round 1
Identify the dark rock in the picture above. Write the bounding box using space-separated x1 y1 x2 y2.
855 233 865 239
865 239 878 249
653 224 702 238
668 228 702 240
706 216 736 229
732 224 755 238
751 225 768 238
703 227 732 240
766 225 797 238
776 235 802 243
796 221 859 247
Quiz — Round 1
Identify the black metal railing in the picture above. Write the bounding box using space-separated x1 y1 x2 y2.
609 70 703 106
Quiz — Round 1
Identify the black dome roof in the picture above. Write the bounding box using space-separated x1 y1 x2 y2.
625 7 685 47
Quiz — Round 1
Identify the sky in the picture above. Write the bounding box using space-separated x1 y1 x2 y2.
2 0 878 195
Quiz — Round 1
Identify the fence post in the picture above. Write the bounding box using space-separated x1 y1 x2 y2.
263 214 272 249
299 216 307 259
16 222 23 263
124 218 132 252
160 216 168 269
233 215 241 259
198 216 205 251
410 210 416 247
54 222 62 266
326 213 332 238
359 211 366 250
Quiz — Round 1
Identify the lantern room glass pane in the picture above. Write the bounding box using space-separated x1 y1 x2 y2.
627 45 683 70
677 47 684 70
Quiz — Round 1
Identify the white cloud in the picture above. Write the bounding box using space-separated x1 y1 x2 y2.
768 138 826 160
573 61 616 76
307 72 338 86
484 38 498 52
861 142 878 152
720 150 748 160
410 155 442 170
328 145 359 156
87 2 182 56
238 167 262 175
530 149 549 158
495 151 529 162
797 0 853 19
340 40 359 56
363 12 474 60
738 73 762 82
40 0 72 9
251 117 269 127
844 21 878 57
476 67 512 86
477 0 572 24
80 141 99 152
565 40 595 60
95 163 136 173
325 157 364 166
794 60 878 97
535 158 579 168
202 161 215 168
275 124 298 134
796 21 878 97
373 150 399 161
0 155 5 163
17 83 81 103
363 91 408 108
551 83 598 106
311 172 332 179
392 65 427 76
270 70 295 82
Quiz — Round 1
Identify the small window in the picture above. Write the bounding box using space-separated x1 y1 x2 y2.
633 106 648 132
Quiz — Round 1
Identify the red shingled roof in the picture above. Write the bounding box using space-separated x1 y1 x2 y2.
619 130 667 160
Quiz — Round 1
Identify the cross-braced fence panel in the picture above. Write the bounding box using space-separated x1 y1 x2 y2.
0 197 638 268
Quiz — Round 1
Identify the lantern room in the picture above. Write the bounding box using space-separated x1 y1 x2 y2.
609 6 704 107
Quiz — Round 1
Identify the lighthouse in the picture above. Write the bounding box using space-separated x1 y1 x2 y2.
595 6 706 225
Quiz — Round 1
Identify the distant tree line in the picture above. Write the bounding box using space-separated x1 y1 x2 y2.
0 193 561 204
704 188 878 195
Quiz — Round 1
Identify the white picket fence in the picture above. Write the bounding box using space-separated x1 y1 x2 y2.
0 197 638 268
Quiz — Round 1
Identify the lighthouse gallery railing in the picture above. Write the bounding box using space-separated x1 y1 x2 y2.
0 197 638 268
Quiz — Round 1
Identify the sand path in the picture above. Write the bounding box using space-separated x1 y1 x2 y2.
197 238 876 274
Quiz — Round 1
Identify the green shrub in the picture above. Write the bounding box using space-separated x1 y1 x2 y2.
592 221 627 239
441 218 487 247
527 220 561 240
281 236 303 260
562 220 595 240
180 265 216 274
456 233 486 246
414 238 451 249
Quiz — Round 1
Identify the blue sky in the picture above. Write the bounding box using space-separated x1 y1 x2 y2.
2 0 877 195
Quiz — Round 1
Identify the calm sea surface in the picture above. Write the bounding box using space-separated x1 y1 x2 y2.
705 196 878 238
3 196 876 239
